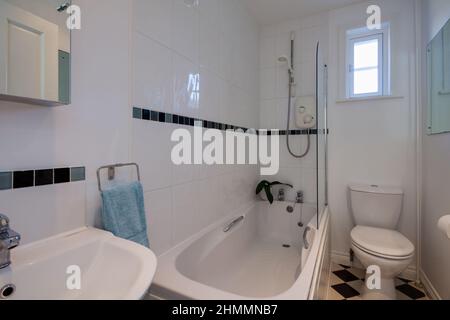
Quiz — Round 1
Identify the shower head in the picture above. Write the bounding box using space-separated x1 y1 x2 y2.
277 55 289 64
278 56 293 73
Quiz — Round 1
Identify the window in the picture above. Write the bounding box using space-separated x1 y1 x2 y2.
346 24 390 98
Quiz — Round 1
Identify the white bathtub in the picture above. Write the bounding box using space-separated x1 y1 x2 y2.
149 201 330 300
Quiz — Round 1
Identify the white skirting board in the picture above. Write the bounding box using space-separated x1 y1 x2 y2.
331 250 418 281
419 270 441 300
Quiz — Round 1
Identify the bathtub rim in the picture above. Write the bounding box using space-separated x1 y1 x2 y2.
149 202 330 300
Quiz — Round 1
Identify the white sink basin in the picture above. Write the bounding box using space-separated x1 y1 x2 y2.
0 228 157 300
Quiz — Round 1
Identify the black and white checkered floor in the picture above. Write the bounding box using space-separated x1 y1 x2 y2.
327 263 429 300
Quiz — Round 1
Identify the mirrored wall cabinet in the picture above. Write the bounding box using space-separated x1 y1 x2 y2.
427 17 450 135
0 0 71 106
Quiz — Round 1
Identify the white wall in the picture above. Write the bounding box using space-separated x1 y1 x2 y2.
327 0 419 270
258 13 329 204
257 1 419 273
131 0 260 255
421 0 450 300
0 0 260 253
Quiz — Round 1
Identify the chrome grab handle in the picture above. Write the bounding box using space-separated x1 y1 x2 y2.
303 226 312 250
223 216 244 233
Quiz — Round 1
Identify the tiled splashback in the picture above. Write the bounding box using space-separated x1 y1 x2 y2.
258 13 329 205
0 167 85 191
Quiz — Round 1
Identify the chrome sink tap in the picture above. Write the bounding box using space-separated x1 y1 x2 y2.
0 214 21 269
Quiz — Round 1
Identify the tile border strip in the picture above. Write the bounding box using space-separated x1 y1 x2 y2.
0 167 86 191
133 107 327 136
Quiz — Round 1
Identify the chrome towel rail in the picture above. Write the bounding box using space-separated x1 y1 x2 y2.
96 163 141 192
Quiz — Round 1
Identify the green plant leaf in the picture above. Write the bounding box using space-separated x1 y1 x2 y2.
264 185 274 204
270 181 293 189
256 181 269 195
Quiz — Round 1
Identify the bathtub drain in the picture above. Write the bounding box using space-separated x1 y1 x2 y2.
0 284 15 299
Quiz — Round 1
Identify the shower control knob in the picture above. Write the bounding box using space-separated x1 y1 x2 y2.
304 114 314 124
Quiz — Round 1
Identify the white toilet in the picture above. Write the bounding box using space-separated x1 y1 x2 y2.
349 184 415 300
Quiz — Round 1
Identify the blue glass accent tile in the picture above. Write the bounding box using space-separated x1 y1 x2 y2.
0 172 12 190
133 107 142 119
71 167 86 182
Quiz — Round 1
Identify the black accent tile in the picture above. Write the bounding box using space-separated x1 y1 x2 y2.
133 107 142 119
333 270 359 282
159 112 166 122
173 115 179 124
35 169 54 186
332 283 360 299
0 172 12 190
151 111 158 121
13 171 34 189
142 109 150 121
54 168 70 184
189 118 195 126
396 284 426 300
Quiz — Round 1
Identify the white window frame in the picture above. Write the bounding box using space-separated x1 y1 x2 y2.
346 23 390 98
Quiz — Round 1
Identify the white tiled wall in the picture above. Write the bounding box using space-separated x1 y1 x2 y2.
0 0 259 251
259 14 329 204
131 0 260 255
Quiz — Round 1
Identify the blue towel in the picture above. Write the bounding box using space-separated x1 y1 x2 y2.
101 181 150 248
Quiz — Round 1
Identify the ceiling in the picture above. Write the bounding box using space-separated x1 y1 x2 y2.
243 0 364 26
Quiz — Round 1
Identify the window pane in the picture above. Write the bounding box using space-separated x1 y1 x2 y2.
354 68 378 95
354 38 379 69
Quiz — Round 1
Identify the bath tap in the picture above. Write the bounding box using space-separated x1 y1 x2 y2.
0 214 21 269
278 189 286 201
296 191 304 204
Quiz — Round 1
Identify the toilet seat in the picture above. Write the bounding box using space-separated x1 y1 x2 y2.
351 226 414 260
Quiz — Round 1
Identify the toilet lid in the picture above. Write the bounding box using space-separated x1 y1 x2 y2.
351 226 414 258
